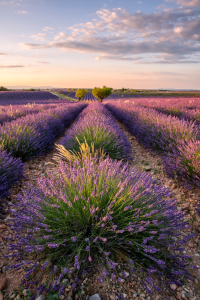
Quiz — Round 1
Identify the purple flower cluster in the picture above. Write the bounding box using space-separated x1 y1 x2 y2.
81 92 96 101
0 149 24 199
59 102 131 160
8 155 191 296
163 138 200 188
60 91 96 101
0 103 87 161
0 91 60 105
105 101 200 188
0 103 86 202
0 103 60 125
134 97 200 124
67 91 77 99
56 90 69 95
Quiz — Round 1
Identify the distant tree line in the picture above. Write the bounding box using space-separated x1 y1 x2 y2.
0 86 9 91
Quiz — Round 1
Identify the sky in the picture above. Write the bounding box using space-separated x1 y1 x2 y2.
0 0 200 89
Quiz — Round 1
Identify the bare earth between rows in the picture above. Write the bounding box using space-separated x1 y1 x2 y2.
0 120 200 300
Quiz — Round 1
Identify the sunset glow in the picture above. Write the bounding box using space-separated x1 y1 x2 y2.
0 0 200 89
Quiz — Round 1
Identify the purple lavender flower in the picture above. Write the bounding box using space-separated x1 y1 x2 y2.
8 153 192 298
71 237 77 242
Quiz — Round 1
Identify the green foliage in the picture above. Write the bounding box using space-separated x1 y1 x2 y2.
47 292 59 299
16 155 191 295
54 138 105 164
92 86 112 102
0 124 39 161
0 86 9 91
121 87 127 92
63 126 126 160
76 89 87 101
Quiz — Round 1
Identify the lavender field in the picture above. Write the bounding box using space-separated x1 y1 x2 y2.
0 94 200 300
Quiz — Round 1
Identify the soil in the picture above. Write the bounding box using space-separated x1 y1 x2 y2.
0 119 200 300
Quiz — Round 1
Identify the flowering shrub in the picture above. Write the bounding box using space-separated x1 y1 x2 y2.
0 91 59 105
0 103 61 125
133 97 200 124
163 139 200 188
105 102 200 188
105 103 199 153
0 104 87 161
54 138 105 163
48 104 87 127
9 156 191 297
59 103 131 161
0 149 24 199
181 108 200 125
0 122 42 161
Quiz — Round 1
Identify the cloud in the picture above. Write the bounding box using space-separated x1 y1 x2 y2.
20 6 200 64
0 64 24 68
54 32 69 40
43 27 54 31
156 5 167 9
16 10 27 14
0 0 23 6
166 0 200 6
95 55 143 61
0 53 7 55
20 43 51 49
137 59 200 64
36 61 50 64
30 33 47 41
176 0 200 6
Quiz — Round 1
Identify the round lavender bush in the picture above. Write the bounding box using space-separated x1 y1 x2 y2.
162 138 200 189
9 156 191 296
0 149 24 199
0 122 42 161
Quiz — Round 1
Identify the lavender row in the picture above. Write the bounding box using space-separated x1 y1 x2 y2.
82 92 96 101
59 102 131 161
56 90 69 95
149 106 200 125
67 91 77 99
134 97 200 124
136 97 200 110
0 103 87 162
67 92 96 101
0 91 59 103
103 94 135 100
0 150 24 199
0 103 60 125
105 102 200 188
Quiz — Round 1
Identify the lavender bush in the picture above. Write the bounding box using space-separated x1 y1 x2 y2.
0 104 87 161
163 139 200 188
134 98 200 124
0 149 24 199
0 103 61 125
105 103 199 153
9 156 191 297
0 122 42 161
105 102 200 188
59 103 131 161
48 104 87 127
